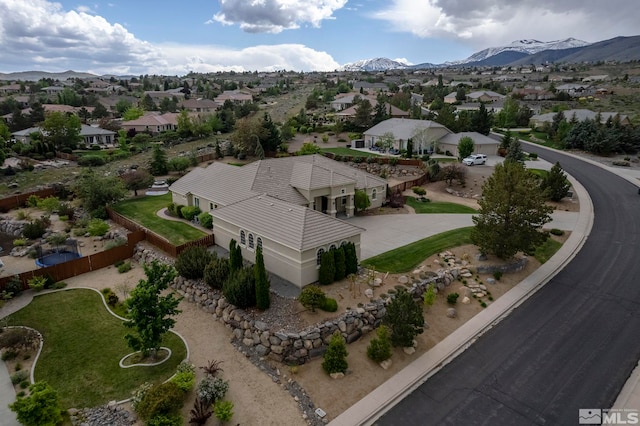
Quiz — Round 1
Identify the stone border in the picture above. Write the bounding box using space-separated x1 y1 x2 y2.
119 348 172 368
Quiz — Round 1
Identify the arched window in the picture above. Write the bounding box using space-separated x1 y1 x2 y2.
340 241 347 247
248 233 254 249
257 237 263 250
317 248 325 266
329 244 337 251
240 230 246 245
372 188 377 200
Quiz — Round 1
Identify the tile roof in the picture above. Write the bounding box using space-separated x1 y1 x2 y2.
210 195 363 251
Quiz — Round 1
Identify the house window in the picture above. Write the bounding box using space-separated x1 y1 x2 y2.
194 198 200 208
248 233 254 249
317 248 325 266
257 237 263 250
240 230 246 246
372 188 377 200
342 196 346 205
340 241 347 247
329 244 337 251
209 203 214 210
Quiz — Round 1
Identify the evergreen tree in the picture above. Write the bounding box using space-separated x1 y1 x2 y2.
542 162 571 202
406 138 413 158
505 138 526 164
322 332 348 375
471 161 553 259
229 239 243 272
367 325 392 363
260 113 282 153
344 242 358 275
471 103 492 135
319 251 335 285
383 288 424 347
150 145 169 175
334 246 346 282
254 246 271 310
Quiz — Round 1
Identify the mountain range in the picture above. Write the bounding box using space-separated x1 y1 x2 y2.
341 35 640 71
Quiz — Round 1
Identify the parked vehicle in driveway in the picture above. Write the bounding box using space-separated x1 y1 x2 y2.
462 154 487 165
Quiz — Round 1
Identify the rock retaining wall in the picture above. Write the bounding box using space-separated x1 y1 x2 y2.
0 218 25 236
133 245 456 366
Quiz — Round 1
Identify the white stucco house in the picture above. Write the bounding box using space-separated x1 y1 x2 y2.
169 155 387 287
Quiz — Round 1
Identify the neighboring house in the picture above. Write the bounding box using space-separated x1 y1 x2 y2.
144 90 185 101
334 101 409 121
330 93 376 111
529 109 630 127
363 118 451 154
555 84 591 97
444 92 458 104
466 91 505 103
214 90 253 106
40 86 66 95
0 83 24 94
179 98 218 113
11 124 115 146
511 88 555 101
352 81 389 93
120 112 179 134
169 155 386 287
437 132 499 157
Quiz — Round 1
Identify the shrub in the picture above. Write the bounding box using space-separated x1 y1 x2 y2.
180 206 201 221
322 332 348 375
117 261 132 273
214 400 234 423
189 398 212 425
131 382 153 412
22 219 48 239
321 297 338 312
28 276 47 292
10 370 29 385
446 293 459 305
196 376 229 405
9 381 64 426
174 204 185 219
87 218 109 236
204 256 229 290
175 246 214 280
412 186 427 196
383 288 425 347
105 237 127 250
423 284 436 308
344 242 358 275
298 285 326 312
333 247 346 282
171 364 196 392
147 414 183 426
197 212 213 229
367 325 392 363
5 276 24 296
222 266 256 308
318 250 335 285
25 195 40 208
13 238 27 247
493 271 503 281
135 381 185 422
550 228 564 236
78 155 106 166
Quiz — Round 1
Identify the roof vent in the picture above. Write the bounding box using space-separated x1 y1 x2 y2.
269 203 274 206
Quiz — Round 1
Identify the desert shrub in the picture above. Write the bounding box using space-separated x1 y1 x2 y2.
52 281 67 289
105 237 127 250
13 238 27 247
204 256 229 290
196 376 229 405
322 332 348 375
321 297 338 312
367 325 392 363
37 197 60 213
87 218 109 236
11 370 29 385
446 292 459 305
493 271 503 281
78 155 106 166
2 351 17 361
22 219 48 239
25 195 40 208
180 206 201 221
550 228 564 236
175 246 214 280
197 212 213 229
117 261 132 273
222 266 256 308
102 288 119 306
171 362 196 392
28 276 47 292
5 276 24 296
423 284 436 307
384 288 425 347
131 382 153 412
147 414 183 426
412 186 426 196
214 400 234 423
135 381 185 422
298 285 326 312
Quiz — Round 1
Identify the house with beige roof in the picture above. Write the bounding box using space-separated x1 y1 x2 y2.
120 112 179 135
363 118 452 154
169 155 386 287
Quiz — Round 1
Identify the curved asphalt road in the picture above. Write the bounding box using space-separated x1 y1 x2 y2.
377 145 640 425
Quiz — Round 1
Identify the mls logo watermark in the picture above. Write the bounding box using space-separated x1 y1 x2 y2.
579 408 639 425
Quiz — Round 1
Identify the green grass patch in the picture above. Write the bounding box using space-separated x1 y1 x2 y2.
112 193 206 245
528 169 549 179
320 147 380 158
434 157 457 163
533 237 562 264
361 227 474 273
406 197 477 213
5 289 187 409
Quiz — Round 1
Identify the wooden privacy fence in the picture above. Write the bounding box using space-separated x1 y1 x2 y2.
0 230 146 291
388 173 429 193
0 187 59 212
106 207 215 257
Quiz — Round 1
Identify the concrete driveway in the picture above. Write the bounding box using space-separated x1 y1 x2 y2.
347 211 579 261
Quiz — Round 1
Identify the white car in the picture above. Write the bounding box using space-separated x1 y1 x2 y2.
462 154 487 165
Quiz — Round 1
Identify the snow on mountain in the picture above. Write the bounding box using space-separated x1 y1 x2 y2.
340 57 408 72
450 38 591 65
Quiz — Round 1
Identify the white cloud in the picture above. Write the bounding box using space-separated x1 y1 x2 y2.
0 0 340 74
371 0 638 49
210 0 348 33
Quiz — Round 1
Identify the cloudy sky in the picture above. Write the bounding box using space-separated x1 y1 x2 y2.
0 0 637 75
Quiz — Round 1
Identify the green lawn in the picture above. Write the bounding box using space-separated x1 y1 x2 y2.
5 289 187 408
406 197 477 213
361 227 474 273
534 237 562 264
320 147 381 158
112 193 207 245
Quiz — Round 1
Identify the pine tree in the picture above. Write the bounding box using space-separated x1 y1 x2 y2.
542 162 571 202
319 251 335 285
367 325 392 363
229 239 242 272
505 138 525 164
344 242 358 275
322 332 348 374
383 288 424 347
334 246 346 282
150 145 168 175
254 246 271 310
